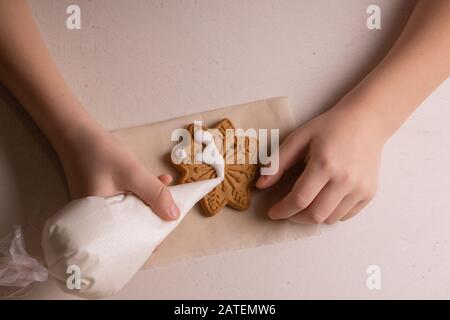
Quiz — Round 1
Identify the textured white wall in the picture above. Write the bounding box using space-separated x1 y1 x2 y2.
1 0 448 299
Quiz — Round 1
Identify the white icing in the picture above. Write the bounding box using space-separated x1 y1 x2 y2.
193 130 204 144
194 129 224 179
194 130 213 144
194 152 203 164
175 148 187 160
42 130 225 298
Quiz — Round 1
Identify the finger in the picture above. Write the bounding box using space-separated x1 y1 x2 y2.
324 194 360 225
340 200 369 221
268 161 329 220
131 173 180 221
256 128 310 189
157 174 173 186
289 181 347 224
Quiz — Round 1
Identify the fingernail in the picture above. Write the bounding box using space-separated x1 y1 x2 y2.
267 209 278 220
256 176 267 188
168 205 180 219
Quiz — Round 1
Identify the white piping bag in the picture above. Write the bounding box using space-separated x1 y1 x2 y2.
41 130 224 299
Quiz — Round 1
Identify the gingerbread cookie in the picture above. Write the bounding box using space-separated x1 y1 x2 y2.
171 118 259 216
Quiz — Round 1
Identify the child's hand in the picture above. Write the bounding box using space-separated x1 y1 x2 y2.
256 99 388 224
58 126 180 221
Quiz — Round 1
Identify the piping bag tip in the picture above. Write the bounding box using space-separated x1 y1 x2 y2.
169 178 222 216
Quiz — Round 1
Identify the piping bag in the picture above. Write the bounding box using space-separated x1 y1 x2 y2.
41 130 224 299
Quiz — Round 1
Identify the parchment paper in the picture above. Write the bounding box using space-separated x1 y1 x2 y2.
112 97 319 268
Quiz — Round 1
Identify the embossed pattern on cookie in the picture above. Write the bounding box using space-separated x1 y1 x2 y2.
171 118 259 216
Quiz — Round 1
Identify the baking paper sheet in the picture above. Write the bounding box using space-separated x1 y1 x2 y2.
112 97 319 268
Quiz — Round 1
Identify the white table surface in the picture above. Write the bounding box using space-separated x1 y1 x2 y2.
1 0 449 299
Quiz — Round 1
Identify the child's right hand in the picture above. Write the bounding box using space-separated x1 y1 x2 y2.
56 124 180 221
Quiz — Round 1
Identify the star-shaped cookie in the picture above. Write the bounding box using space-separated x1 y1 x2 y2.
171 118 260 216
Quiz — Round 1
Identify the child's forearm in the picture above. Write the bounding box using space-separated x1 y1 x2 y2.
339 0 450 138
0 0 102 154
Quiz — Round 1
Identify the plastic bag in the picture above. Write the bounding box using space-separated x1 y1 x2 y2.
0 225 48 289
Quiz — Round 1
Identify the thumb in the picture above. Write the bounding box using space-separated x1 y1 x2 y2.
131 173 180 221
157 174 173 186
256 127 310 189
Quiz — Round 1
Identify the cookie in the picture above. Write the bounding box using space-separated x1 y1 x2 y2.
171 118 260 216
